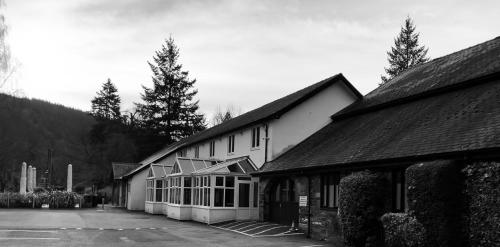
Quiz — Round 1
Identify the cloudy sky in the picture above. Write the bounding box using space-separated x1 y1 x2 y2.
3 0 499 119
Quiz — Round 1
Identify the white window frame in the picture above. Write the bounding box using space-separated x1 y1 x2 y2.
227 135 235 154
251 127 260 149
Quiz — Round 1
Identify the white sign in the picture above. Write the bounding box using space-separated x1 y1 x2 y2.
299 196 308 207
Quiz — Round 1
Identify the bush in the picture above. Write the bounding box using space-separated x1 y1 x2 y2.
406 160 463 247
381 213 425 247
339 170 389 247
0 191 83 209
463 161 500 247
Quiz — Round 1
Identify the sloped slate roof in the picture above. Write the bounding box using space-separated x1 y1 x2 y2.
136 73 361 167
334 36 500 119
112 163 140 179
259 37 500 174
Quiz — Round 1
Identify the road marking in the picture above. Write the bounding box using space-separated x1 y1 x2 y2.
299 245 324 247
119 237 131 242
0 230 57 233
252 225 289 235
99 228 104 230
117 228 123 231
234 222 269 231
0 237 60 240
135 228 141 230
76 228 82 230
60 228 67 230
211 225 254 237
149 227 156 230
254 232 305 237
240 223 280 233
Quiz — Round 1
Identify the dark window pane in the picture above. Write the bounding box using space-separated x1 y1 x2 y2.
225 189 234 207
216 177 224 186
184 177 191 187
238 183 250 207
183 188 191 205
226 177 234 187
214 188 224 207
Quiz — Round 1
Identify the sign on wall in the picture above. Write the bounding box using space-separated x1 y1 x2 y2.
299 196 308 207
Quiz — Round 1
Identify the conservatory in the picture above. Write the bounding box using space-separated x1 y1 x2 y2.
163 157 259 224
145 164 172 215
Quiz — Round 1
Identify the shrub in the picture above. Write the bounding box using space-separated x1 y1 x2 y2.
463 161 500 247
0 191 83 209
339 170 389 247
406 160 463 247
381 213 425 247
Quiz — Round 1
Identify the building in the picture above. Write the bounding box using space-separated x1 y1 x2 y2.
111 162 140 207
121 74 362 222
256 36 500 239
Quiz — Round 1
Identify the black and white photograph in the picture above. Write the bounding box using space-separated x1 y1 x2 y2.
0 0 498 246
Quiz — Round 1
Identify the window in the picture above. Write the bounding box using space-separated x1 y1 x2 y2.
225 177 235 207
194 146 200 158
213 176 235 207
209 141 215 157
251 127 260 148
227 135 235 154
170 177 181 204
183 177 192 205
155 180 163 202
392 170 407 212
202 176 211 206
146 180 154 202
163 179 168 202
238 183 250 207
321 173 340 208
177 149 187 157
253 182 258 207
193 177 200 205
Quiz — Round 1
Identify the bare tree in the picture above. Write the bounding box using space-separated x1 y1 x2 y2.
211 104 241 126
0 1 19 93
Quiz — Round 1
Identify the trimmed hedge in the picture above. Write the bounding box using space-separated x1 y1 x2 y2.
463 161 500 247
406 160 463 247
0 191 83 208
339 170 389 247
381 213 426 247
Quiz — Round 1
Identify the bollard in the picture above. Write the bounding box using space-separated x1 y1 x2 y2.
102 197 105 210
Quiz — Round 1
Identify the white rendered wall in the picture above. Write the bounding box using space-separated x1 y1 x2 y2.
269 82 358 160
126 168 148 211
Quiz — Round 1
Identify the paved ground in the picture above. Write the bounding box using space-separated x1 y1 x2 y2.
0 207 328 246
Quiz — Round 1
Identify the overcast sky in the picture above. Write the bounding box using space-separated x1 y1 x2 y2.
3 0 499 119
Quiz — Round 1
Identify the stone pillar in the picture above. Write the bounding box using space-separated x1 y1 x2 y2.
20 162 27 194
27 165 33 192
67 164 72 192
32 167 37 189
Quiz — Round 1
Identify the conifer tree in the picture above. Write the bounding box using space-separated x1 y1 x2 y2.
136 36 205 143
90 78 121 120
381 17 429 84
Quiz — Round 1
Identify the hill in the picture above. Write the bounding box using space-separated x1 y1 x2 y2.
0 93 100 191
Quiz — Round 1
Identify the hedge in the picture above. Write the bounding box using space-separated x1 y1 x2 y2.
0 191 83 208
381 213 426 247
406 160 463 247
462 161 500 247
339 170 389 247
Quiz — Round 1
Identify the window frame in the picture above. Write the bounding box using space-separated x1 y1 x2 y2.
320 173 340 209
194 145 200 158
209 141 215 157
251 127 260 148
227 135 235 154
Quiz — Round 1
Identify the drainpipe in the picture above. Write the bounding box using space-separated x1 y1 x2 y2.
307 175 312 238
264 124 269 163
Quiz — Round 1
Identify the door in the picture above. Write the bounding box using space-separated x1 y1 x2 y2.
270 178 299 225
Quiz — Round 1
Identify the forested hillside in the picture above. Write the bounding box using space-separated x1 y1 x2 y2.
0 93 136 191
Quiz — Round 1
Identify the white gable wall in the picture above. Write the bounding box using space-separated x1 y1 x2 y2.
268 82 359 160
126 168 148 211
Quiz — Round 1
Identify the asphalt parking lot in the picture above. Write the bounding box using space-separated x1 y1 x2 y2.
0 207 328 246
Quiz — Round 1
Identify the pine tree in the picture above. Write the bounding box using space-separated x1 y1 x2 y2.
136 36 205 143
90 78 121 120
381 17 429 84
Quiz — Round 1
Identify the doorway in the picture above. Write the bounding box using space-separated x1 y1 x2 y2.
269 178 299 225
